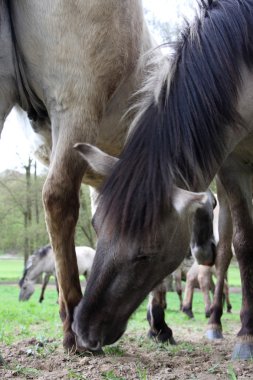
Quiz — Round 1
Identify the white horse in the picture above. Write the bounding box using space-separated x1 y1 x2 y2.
19 245 95 302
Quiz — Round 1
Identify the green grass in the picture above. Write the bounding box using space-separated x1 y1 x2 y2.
228 263 241 287
0 258 242 287
0 285 242 346
0 257 242 351
0 258 23 281
0 285 61 345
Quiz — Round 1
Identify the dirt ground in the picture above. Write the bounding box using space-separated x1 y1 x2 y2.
1 321 253 380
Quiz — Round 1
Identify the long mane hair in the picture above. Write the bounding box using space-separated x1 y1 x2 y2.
19 245 51 286
99 0 253 240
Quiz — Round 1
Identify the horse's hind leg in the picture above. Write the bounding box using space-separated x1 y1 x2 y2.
198 265 212 318
42 116 91 351
223 277 232 313
173 268 183 310
147 279 176 344
182 263 197 318
206 175 233 340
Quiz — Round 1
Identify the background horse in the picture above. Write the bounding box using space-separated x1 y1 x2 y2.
181 261 231 319
19 245 95 303
147 194 231 342
73 0 253 360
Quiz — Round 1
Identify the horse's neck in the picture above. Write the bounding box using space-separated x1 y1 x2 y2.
27 254 54 281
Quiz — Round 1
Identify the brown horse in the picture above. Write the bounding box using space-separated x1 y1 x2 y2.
1 0 208 353
74 0 253 360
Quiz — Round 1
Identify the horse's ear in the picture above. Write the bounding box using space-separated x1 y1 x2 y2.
172 186 211 215
74 143 118 176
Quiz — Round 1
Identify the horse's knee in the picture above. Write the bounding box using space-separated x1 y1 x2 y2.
43 178 79 226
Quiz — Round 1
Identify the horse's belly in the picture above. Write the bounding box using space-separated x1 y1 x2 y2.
12 0 145 113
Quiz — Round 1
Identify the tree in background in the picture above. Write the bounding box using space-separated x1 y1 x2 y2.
0 164 95 262
144 0 196 43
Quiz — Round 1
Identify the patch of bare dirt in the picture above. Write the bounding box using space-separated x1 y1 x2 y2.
0 325 253 380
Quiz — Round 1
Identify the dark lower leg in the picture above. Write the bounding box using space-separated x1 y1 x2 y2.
147 281 176 344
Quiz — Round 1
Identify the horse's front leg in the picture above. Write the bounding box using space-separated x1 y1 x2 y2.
42 129 89 351
147 279 176 344
227 178 253 360
39 273 51 303
212 162 253 359
206 175 233 340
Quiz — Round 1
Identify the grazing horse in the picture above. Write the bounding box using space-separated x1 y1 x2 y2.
74 0 253 360
2 0 212 352
19 245 95 303
1 0 159 351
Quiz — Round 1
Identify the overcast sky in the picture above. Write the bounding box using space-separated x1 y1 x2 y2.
0 0 196 173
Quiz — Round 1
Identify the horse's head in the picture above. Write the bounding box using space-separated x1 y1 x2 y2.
72 143 215 351
18 255 36 301
19 279 35 301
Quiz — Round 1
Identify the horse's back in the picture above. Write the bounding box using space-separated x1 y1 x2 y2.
76 246 95 274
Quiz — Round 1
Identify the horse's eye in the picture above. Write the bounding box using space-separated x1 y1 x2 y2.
134 254 149 262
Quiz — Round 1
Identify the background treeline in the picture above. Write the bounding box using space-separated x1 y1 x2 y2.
0 159 95 262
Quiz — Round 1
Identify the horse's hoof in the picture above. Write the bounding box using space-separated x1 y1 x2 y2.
168 336 177 345
148 329 176 345
63 331 77 353
232 342 253 360
205 328 223 340
182 307 194 319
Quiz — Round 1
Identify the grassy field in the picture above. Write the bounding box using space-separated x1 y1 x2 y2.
0 277 245 379
0 285 242 346
0 258 24 281
0 258 242 286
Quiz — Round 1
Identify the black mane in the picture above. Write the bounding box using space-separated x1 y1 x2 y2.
19 245 51 286
99 0 253 240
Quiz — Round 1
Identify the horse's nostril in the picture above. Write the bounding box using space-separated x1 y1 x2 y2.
87 340 101 351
